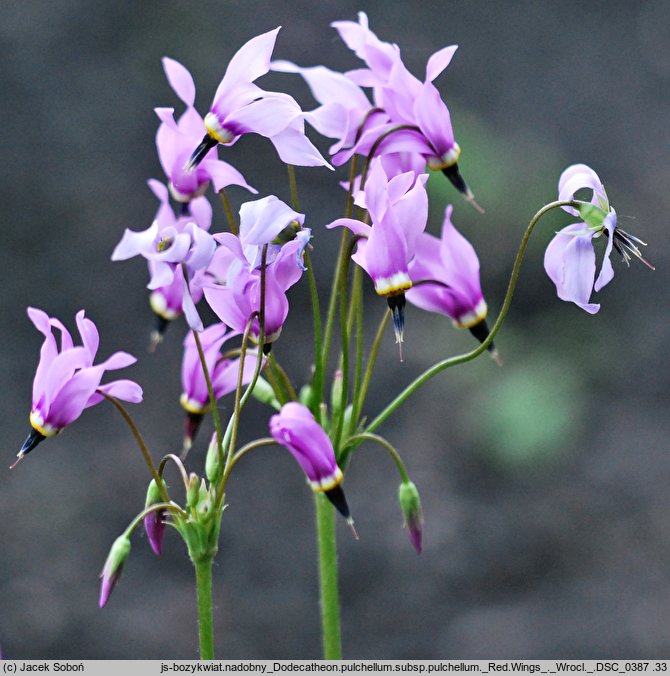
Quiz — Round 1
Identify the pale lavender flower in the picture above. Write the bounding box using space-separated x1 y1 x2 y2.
270 402 352 523
544 164 653 314
155 57 256 202
15 308 142 466
112 183 216 331
187 28 330 170
406 205 499 361
180 322 259 449
327 159 428 349
99 535 131 608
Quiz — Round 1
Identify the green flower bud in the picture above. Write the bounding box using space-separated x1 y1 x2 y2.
299 384 314 409
330 370 344 418
251 376 281 410
144 478 166 509
398 481 423 554
99 535 131 608
186 472 200 509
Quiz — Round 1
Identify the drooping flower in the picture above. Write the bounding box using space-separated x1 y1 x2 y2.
544 164 653 314
15 308 142 467
270 402 353 525
329 12 480 209
406 205 500 361
180 322 259 450
112 183 216 331
327 158 428 351
99 535 131 608
155 57 256 203
187 28 330 170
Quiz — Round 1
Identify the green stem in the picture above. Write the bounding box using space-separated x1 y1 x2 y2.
218 188 238 234
194 555 215 660
364 199 578 435
315 493 342 659
99 391 169 503
343 433 409 482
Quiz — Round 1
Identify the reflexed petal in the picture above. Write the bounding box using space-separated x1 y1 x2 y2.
201 158 256 194
269 126 333 168
594 211 616 292
47 365 107 428
239 196 303 246
75 310 99 362
215 27 281 98
162 57 196 107
426 45 458 82
89 379 143 406
414 83 455 156
43 347 90 409
223 95 301 138
111 222 159 261
558 164 608 216
544 225 599 314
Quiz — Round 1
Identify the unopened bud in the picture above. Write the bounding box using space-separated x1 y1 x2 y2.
99 535 131 608
330 370 344 417
144 478 168 556
205 432 222 484
398 481 423 554
186 472 200 508
251 376 281 410
299 384 314 409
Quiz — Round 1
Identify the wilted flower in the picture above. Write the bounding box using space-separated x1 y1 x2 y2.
269 403 352 523
99 535 131 608
156 57 257 203
15 308 142 467
187 28 330 170
407 205 499 361
544 164 653 314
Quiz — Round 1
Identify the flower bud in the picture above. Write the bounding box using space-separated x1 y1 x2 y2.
330 370 344 418
143 479 167 556
186 472 200 509
205 432 222 484
251 376 281 410
298 384 314 409
99 535 131 608
398 481 423 554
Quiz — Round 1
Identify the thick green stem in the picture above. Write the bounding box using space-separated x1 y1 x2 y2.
315 493 342 659
364 199 578 434
194 555 215 660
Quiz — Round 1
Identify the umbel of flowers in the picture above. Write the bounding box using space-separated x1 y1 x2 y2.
12 12 651 661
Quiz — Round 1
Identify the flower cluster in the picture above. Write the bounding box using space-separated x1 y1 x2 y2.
15 13 652 648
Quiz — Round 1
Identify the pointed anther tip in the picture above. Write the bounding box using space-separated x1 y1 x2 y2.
490 349 504 367
464 190 485 214
147 330 163 353
346 517 359 540
9 453 24 470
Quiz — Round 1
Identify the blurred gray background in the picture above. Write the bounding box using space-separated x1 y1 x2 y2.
1 0 669 659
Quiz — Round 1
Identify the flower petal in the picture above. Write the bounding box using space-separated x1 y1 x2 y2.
162 57 196 107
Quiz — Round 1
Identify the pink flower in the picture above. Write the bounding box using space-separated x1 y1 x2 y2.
187 28 330 170
16 308 142 465
406 205 498 360
155 56 256 202
270 402 351 520
327 159 428 347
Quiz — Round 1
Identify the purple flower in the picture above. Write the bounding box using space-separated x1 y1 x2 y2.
406 205 499 360
203 196 309 348
327 159 428 348
15 308 142 466
112 183 216 331
187 28 330 170
270 402 352 521
99 535 131 608
204 232 308 347
544 164 653 314
155 57 256 202
330 13 480 209
180 322 259 449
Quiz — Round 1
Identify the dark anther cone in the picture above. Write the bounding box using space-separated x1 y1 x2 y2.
387 294 406 342
13 428 47 467
262 342 273 355
324 485 351 520
148 315 170 353
186 134 218 172
469 319 503 365
182 412 204 459
441 164 484 213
